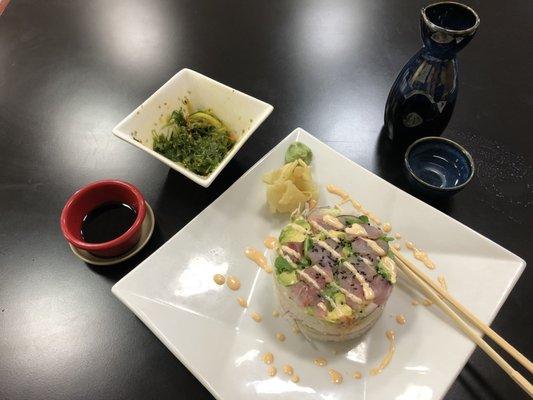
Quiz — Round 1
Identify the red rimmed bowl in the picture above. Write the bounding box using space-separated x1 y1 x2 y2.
60 180 146 258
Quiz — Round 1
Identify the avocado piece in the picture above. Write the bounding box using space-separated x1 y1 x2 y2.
298 257 311 267
316 232 327 241
376 260 392 283
329 230 346 240
341 244 353 259
333 292 346 305
343 215 370 225
303 236 313 256
274 256 294 274
377 257 397 284
188 111 223 128
278 271 298 286
279 225 306 244
285 142 313 165
293 218 311 231
326 304 353 322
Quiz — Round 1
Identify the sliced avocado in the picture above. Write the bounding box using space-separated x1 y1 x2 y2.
293 218 311 231
358 215 370 224
329 230 346 240
303 236 313 256
343 216 357 226
188 111 223 128
322 283 341 308
344 215 369 225
298 257 311 268
342 244 353 259
278 271 298 286
274 256 294 274
326 304 353 322
279 225 306 244
376 260 392 282
333 292 346 305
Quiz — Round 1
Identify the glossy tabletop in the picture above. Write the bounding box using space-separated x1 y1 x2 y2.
0 1 531 400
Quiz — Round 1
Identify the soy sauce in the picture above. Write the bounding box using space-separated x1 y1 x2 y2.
81 202 137 243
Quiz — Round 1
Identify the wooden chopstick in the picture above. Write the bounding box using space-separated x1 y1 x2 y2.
391 248 533 374
391 248 533 397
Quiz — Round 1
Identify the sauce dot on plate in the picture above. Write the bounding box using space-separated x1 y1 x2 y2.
291 374 300 383
213 274 225 285
267 365 277 377
263 236 278 249
226 275 240 291
237 297 247 308
282 364 294 376
353 371 362 380
276 333 286 342
251 312 262 322
396 314 406 325
313 357 327 367
262 352 273 365
328 369 343 384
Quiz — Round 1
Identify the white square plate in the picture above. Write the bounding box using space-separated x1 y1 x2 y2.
112 128 525 400
112 68 273 187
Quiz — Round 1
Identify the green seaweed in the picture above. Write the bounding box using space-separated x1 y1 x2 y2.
152 109 235 176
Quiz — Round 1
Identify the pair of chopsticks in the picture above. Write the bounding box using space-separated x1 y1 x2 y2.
391 248 533 396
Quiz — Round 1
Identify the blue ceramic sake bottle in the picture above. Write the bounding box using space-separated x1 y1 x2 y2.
384 2 480 144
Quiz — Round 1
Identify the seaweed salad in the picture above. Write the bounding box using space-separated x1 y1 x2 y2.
152 109 236 176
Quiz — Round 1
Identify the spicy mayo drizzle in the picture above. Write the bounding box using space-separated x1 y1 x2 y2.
245 247 272 272
370 330 396 376
327 184 381 225
405 241 436 269
263 236 278 249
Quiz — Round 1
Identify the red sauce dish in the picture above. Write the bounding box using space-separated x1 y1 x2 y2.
60 180 146 258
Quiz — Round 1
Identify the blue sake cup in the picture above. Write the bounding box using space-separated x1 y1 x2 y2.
404 136 474 198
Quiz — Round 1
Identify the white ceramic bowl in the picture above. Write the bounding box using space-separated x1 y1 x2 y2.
112 68 274 187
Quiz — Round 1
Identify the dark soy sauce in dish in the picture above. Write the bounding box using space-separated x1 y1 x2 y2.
81 202 137 243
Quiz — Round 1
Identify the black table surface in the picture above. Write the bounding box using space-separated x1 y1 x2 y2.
1 1 532 399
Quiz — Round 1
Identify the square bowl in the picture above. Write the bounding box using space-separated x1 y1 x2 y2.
112 69 274 187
